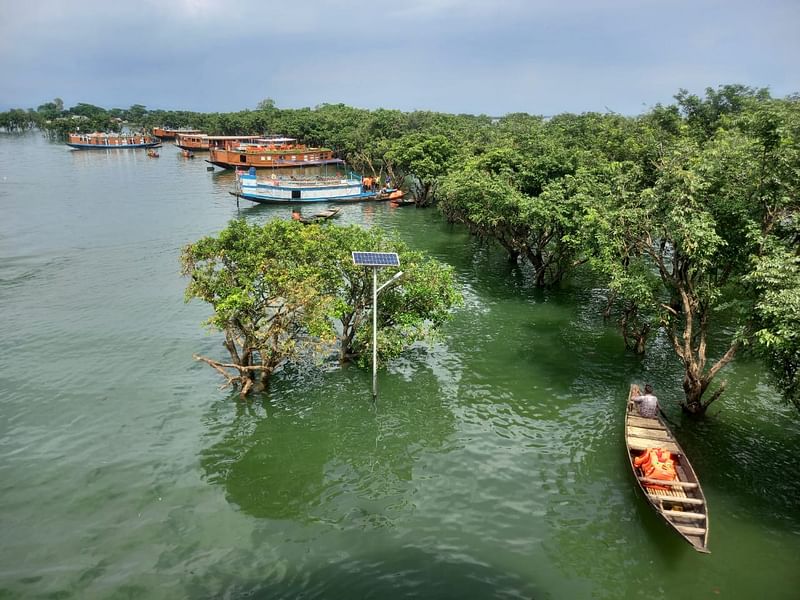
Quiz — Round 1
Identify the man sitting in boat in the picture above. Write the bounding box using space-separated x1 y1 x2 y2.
632 384 659 418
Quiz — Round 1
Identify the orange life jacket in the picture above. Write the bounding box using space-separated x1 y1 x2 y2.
634 447 677 481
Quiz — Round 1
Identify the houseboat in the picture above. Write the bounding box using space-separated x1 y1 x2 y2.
232 167 376 204
153 127 202 140
207 136 343 170
66 132 161 149
175 133 261 152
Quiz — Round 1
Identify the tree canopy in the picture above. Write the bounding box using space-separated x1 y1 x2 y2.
181 219 461 397
7 85 799 412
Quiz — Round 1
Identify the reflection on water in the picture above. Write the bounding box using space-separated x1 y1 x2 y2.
201 362 456 525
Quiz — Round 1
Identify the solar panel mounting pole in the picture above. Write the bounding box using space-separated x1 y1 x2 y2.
351 252 402 400
372 266 378 398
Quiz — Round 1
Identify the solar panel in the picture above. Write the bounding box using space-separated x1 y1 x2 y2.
352 252 400 267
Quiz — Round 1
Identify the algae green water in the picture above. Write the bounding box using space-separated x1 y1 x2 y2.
1 132 798 599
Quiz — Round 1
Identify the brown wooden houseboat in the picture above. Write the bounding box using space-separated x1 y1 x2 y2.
153 127 202 140
66 132 161 149
207 136 343 169
175 133 261 152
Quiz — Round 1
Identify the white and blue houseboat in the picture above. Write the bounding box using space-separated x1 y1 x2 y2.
232 167 377 204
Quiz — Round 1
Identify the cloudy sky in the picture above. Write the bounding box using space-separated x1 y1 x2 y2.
1 0 797 116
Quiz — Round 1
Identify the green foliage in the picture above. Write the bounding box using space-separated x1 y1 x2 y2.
747 243 800 408
386 133 457 205
11 87 800 411
182 220 337 391
675 84 771 141
182 220 461 394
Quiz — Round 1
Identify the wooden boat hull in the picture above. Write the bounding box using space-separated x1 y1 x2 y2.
390 198 416 207
626 384 710 553
293 207 341 224
376 188 405 201
231 190 377 204
208 158 344 169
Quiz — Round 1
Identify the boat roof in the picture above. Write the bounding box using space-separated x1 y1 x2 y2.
255 136 297 143
175 134 261 140
70 132 150 137
207 135 261 140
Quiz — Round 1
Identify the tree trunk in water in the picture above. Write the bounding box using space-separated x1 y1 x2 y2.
620 304 649 355
339 321 355 364
602 292 617 320
682 370 708 415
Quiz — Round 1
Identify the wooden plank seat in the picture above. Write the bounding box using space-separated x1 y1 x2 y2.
647 494 704 505
627 437 680 454
627 415 667 429
628 425 674 441
675 525 706 536
662 510 706 520
638 477 698 489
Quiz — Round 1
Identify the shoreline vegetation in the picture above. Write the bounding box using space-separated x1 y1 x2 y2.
4 86 798 413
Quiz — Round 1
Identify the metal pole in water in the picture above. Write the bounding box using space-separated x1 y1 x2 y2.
351 252 401 401
372 266 378 400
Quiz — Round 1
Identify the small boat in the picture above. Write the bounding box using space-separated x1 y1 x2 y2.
625 384 710 553
377 187 405 201
181 149 195 159
291 207 342 224
147 149 159 158
390 197 416 207
66 132 161 149
231 167 377 204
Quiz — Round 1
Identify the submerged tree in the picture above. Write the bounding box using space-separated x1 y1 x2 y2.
438 149 593 287
310 225 462 364
182 219 461 397
182 220 336 397
386 133 456 206
609 96 800 414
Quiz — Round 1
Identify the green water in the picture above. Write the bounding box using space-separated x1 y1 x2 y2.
1 132 798 599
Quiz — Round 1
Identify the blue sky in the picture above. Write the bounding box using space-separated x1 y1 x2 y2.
1 0 797 116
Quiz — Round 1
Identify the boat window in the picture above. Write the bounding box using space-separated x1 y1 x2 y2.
239 155 247 163
292 190 301 199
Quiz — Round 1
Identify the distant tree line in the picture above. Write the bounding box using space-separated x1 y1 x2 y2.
5 89 798 413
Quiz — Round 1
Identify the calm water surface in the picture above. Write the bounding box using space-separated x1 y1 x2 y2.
1 132 798 599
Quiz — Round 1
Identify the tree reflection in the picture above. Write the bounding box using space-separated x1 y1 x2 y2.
200 362 456 524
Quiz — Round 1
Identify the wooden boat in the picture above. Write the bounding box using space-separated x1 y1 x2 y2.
207 136 343 170
153 127 202 140
147 149 159 158
376 188 405 201
181 149 195 159
625 384 710 553
231 168 377 204
175 133 261 152
291 207 342 225
66 132 161 149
